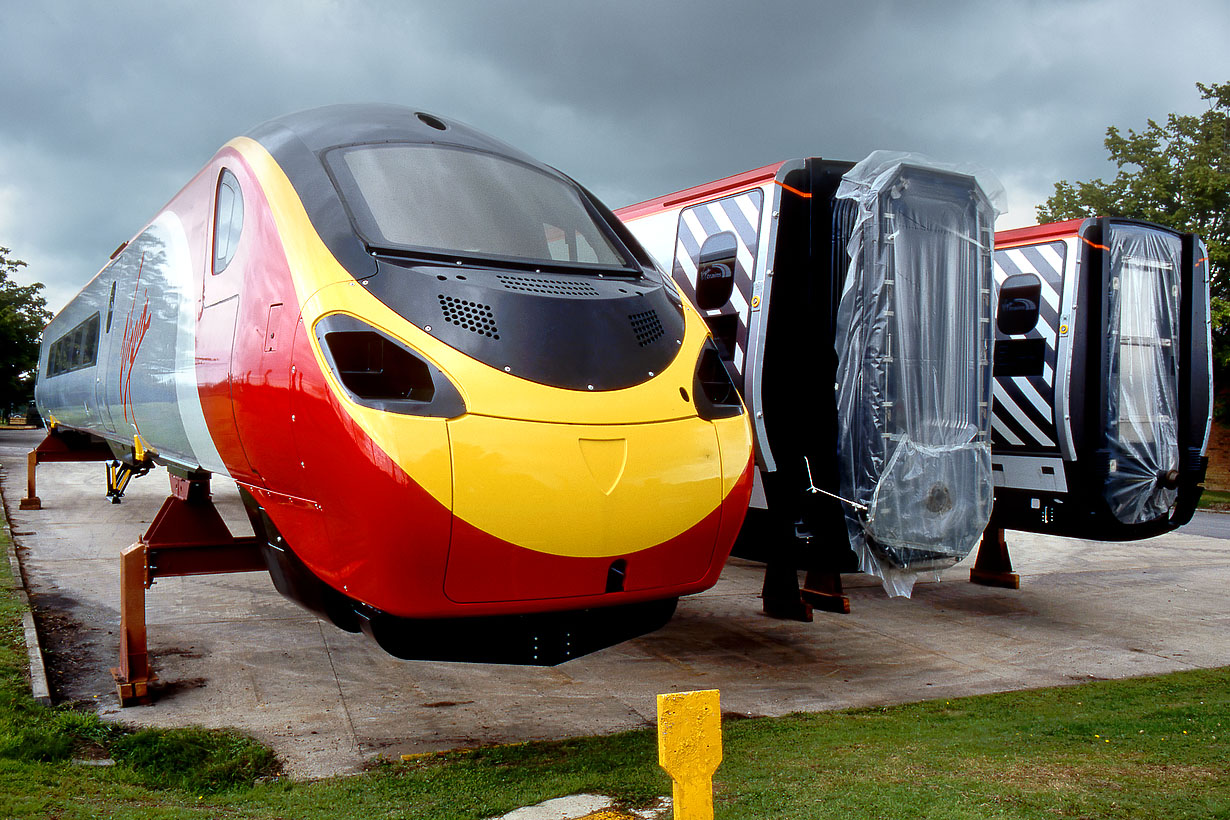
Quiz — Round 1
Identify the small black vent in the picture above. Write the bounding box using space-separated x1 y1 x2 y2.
438 295 500 339
694 339 742 420
497 274 601 297
629 310 664 347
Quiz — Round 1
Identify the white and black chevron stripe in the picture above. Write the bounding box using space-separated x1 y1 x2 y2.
991 240 1065 450
671 190 763 378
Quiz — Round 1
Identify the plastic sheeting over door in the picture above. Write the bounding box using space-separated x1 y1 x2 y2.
1104 224 1182 525
833 152 1000 596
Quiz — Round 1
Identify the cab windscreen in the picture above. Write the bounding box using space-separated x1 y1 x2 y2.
326 143 631 270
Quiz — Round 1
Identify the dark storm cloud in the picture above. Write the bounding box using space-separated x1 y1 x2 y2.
2 0 1229 312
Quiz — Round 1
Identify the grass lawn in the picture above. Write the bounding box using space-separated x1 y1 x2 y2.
1198 488 1230 512
0 528 1227 818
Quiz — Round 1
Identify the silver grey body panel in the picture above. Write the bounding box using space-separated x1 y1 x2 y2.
35 212 228 474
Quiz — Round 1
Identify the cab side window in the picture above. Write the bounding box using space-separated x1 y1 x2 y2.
213 169 244 274
997 273 1042 335
671 190 762 374
695 231 737 309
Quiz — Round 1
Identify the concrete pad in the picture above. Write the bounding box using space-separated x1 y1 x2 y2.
1 427 1228 779
489 793 670 820
493 794 616 820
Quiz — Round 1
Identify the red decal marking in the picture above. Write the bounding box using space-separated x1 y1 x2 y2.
120 254 153 425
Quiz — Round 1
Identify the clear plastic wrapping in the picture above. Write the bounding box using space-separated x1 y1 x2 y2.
1104 224 1182 524
833 151 1001 596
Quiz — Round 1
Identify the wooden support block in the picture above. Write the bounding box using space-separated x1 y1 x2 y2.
20 450 40 510
801 570 851 614
19 432 114 509
761 560 813 622
110 473 265 707
111 541 156 706
657 689 722 820
969 528 1020 589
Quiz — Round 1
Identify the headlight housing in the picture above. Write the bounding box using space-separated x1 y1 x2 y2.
314 314 466 418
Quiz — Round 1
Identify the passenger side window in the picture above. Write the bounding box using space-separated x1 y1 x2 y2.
47 313 101 377
213 169 244 274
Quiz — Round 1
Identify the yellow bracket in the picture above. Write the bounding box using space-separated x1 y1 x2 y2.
133 434 156 463
657 689 722 820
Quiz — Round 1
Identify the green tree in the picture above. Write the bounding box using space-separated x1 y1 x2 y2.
0 247 51 424
1038 81 1230 387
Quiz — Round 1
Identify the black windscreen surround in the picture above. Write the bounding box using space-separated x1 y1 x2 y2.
245 105 682 391
363 260 685 392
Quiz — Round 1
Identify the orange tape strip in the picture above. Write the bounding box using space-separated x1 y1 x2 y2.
774 180 812 199
1081 236 1110 251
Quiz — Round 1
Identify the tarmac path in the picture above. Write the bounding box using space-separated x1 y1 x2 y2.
1 427 1227 778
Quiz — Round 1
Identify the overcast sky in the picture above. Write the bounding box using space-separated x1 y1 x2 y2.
3 0 1228 313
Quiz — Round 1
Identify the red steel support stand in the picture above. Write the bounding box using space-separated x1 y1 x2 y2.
111 473 265 706
969 527 1020 589
19 431 113 510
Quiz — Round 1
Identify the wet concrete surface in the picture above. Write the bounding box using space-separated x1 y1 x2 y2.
1 428 1227 779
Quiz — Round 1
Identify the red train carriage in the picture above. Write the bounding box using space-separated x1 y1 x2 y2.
987 217 1212 541
33 105 754 680
618 153 1001 611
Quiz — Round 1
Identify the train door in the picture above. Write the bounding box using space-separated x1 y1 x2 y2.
195 167 249 474
669 191 763 385
96 277 119 433
990 235 1072 489
668 188 769 470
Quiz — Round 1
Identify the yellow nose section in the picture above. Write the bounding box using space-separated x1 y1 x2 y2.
448 414 723 558
579 437 628 496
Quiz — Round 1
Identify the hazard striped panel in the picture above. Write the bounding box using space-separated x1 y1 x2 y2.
671 190 764 380
992 240 1066 451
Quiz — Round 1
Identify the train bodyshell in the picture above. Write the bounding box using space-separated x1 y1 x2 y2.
617 153 1001 596
35 105 755 662
990 217 1212 538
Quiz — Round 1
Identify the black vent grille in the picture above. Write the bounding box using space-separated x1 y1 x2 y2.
497 274 601 297
438 295 500 339
629 310 664 347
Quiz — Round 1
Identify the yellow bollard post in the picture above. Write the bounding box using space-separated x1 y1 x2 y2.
657 689 722 820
